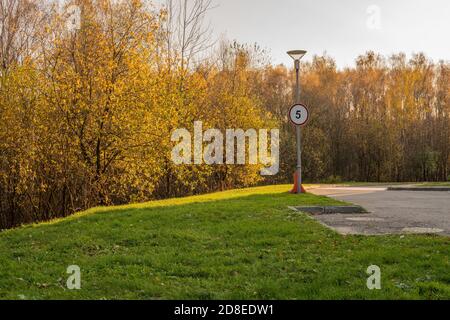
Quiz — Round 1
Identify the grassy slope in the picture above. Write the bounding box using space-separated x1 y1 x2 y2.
0 185 448 300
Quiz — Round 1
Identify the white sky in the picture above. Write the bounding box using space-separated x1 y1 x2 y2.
203 0 450 68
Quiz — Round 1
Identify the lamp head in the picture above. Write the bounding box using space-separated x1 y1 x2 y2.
287 50 307 61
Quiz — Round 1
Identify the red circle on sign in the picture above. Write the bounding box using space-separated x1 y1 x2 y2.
289 104 309 126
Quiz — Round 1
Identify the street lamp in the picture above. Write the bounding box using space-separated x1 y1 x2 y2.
287 50 307 194
287 50 307 61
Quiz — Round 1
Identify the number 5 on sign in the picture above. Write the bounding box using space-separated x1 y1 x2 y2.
289 104 309 126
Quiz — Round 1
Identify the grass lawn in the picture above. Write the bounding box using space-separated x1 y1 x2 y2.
326 182 414 186
0 185 449 300
417 182 450 187
320 181 450 187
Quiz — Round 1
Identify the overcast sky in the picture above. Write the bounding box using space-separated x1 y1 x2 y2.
201 0 450 68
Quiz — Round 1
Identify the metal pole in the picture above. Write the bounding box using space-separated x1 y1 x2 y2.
295 60 302 194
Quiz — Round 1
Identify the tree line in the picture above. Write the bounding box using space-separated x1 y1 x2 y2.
0 0 448 229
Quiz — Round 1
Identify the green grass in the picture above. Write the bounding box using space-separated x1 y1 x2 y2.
0 185 448 300
327 182 414 186
322 181 450 187
417 182 450 187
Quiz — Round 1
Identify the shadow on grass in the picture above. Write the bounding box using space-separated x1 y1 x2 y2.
2 185 345 233
0 185 449 299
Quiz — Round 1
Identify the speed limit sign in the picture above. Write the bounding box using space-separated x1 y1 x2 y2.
289 104 309 126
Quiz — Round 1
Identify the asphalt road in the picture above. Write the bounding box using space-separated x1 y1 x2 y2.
308 186 450 236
